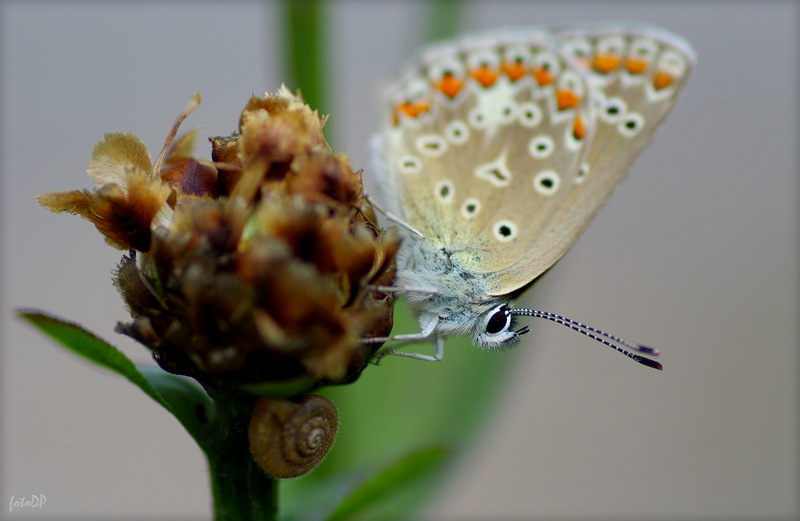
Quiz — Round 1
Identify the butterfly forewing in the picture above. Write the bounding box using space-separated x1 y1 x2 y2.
379 29 595 293
483 23 696 296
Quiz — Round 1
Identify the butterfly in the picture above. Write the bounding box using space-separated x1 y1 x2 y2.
366 22 695 369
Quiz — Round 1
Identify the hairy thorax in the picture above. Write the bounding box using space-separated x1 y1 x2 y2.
395 240 506 338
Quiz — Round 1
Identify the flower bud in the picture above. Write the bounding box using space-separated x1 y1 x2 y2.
40 88 398 392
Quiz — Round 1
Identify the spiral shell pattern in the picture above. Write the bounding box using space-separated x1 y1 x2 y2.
248 394 338 478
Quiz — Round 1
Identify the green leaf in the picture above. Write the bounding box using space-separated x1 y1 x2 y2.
279 472 364 521
137 365 213 449
17 310 211 448
18 310 169 403
324 445 451 521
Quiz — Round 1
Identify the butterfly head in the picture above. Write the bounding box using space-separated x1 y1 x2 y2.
473 304 530 349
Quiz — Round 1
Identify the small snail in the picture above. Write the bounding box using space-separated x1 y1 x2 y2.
248 394 338 478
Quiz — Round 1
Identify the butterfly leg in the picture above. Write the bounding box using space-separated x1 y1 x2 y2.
365 195 425 239
370 334 444 364
365 284 439 296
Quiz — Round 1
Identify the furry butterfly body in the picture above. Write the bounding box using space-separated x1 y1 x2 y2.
370 22 695 366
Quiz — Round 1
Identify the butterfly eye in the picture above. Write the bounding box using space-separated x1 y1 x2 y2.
485 306 511 335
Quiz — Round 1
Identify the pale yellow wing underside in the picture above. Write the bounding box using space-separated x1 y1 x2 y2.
375 24 695 297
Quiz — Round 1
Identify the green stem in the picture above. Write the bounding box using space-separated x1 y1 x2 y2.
280 0 328 116
205 391 278 521
424 0 465 42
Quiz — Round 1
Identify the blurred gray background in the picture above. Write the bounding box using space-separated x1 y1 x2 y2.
1 1 797 520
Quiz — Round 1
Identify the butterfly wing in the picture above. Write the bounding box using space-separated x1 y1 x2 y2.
483 23 696 295
373 28 595 293
372 23 695 298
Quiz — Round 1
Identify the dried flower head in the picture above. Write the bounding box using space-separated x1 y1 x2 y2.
38 88 398 393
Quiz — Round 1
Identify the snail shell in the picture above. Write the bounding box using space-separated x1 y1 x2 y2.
248 394 338 478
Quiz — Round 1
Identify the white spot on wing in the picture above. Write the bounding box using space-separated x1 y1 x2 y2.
493 220 518 242
518 102 543 128
475 150 512 187
574 162 589 184
533 170 560 196
528 134 555 159
444 119 470 145
435 180 455 203
397 155 422 174
415 134 448 156
600 96 627 123
618 112 645 137
461 198 481 219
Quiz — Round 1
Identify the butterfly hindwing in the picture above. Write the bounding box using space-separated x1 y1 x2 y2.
483 23 696 295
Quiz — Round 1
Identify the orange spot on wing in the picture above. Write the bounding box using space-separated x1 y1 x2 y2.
572 115 585 140
434 73 464 99
397 101 419 118
556 89 580 111
396 100 430 119
653 70 675 90
470 65 500 88
533 67 555 86
592 54 621 74
503 61 528 82
625 57 648 74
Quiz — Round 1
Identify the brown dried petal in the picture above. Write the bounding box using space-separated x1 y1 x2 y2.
210 135 242 165
113 253 162 317
239 86 327 140
285 153 362 207
37 168 171 251
160 158 220 200
162 128 201 165
87 132 153 188
368 226 401 285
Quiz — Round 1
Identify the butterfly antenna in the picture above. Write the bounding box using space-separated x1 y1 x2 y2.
510 308 663 370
